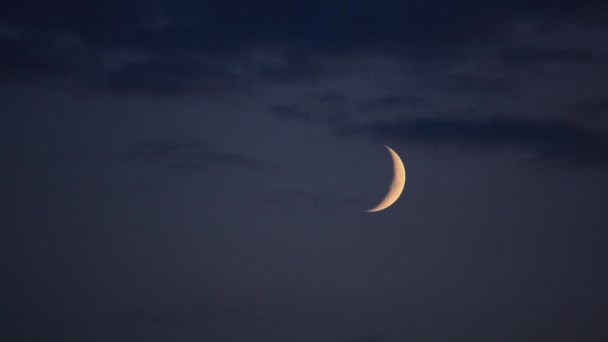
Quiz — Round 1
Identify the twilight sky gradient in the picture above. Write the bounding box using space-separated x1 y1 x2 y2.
1 1 608 341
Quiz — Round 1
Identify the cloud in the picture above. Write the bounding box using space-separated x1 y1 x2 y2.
0 24 26 40
1 1 607 96
359 94 425 111
272 105 317 123
0 311 173 342
265 190 361 207
0 306 254 341
335 116 608 165
0 35 67 82
572 97 608 121
270 90 352 126
124 137 273 173
139 2 172 31
271 104 347 125
342 336 402 342
439 72 520 95
88 56 240 96
498 45 598 67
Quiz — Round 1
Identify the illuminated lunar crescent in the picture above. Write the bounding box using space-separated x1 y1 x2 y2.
365 145 406 213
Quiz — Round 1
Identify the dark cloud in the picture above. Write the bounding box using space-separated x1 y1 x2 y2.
572 97 608 121
0 311 172 342
439 72 520 95
498 45 599 67
265 190 361 207
251 51 320 83
272 105 316 123
343 336 402 342
359 94 424 110
0 35 68 82
1 1 607 94
422 44 604 97
271 102 350 125
336 116 608 165
89 56 239 96
124 137 273 172
0 307 255 342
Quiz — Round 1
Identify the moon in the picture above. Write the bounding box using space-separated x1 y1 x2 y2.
365 145 406 213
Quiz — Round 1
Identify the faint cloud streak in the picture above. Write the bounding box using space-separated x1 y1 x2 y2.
336 116 608 165
124 137 274 173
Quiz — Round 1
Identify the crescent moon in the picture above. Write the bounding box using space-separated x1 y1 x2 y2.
365 145 406 213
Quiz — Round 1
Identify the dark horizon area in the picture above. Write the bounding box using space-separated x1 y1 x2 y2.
1 1 608 341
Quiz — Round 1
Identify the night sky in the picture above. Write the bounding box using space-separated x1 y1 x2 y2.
2 1 608 341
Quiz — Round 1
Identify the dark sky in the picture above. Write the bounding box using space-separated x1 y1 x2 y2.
2 1 608 341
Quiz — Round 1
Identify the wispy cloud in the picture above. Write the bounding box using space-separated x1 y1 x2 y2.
88 56 240 96
336 116 608 165
265 190 361 207
342 336 402 342
498 45 598 67
358 94 424 110
571 97 608 121
124 137 274 173
0 306 253 341
2 1 606 97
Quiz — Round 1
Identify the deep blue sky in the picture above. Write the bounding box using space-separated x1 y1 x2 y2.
1 1 608 341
